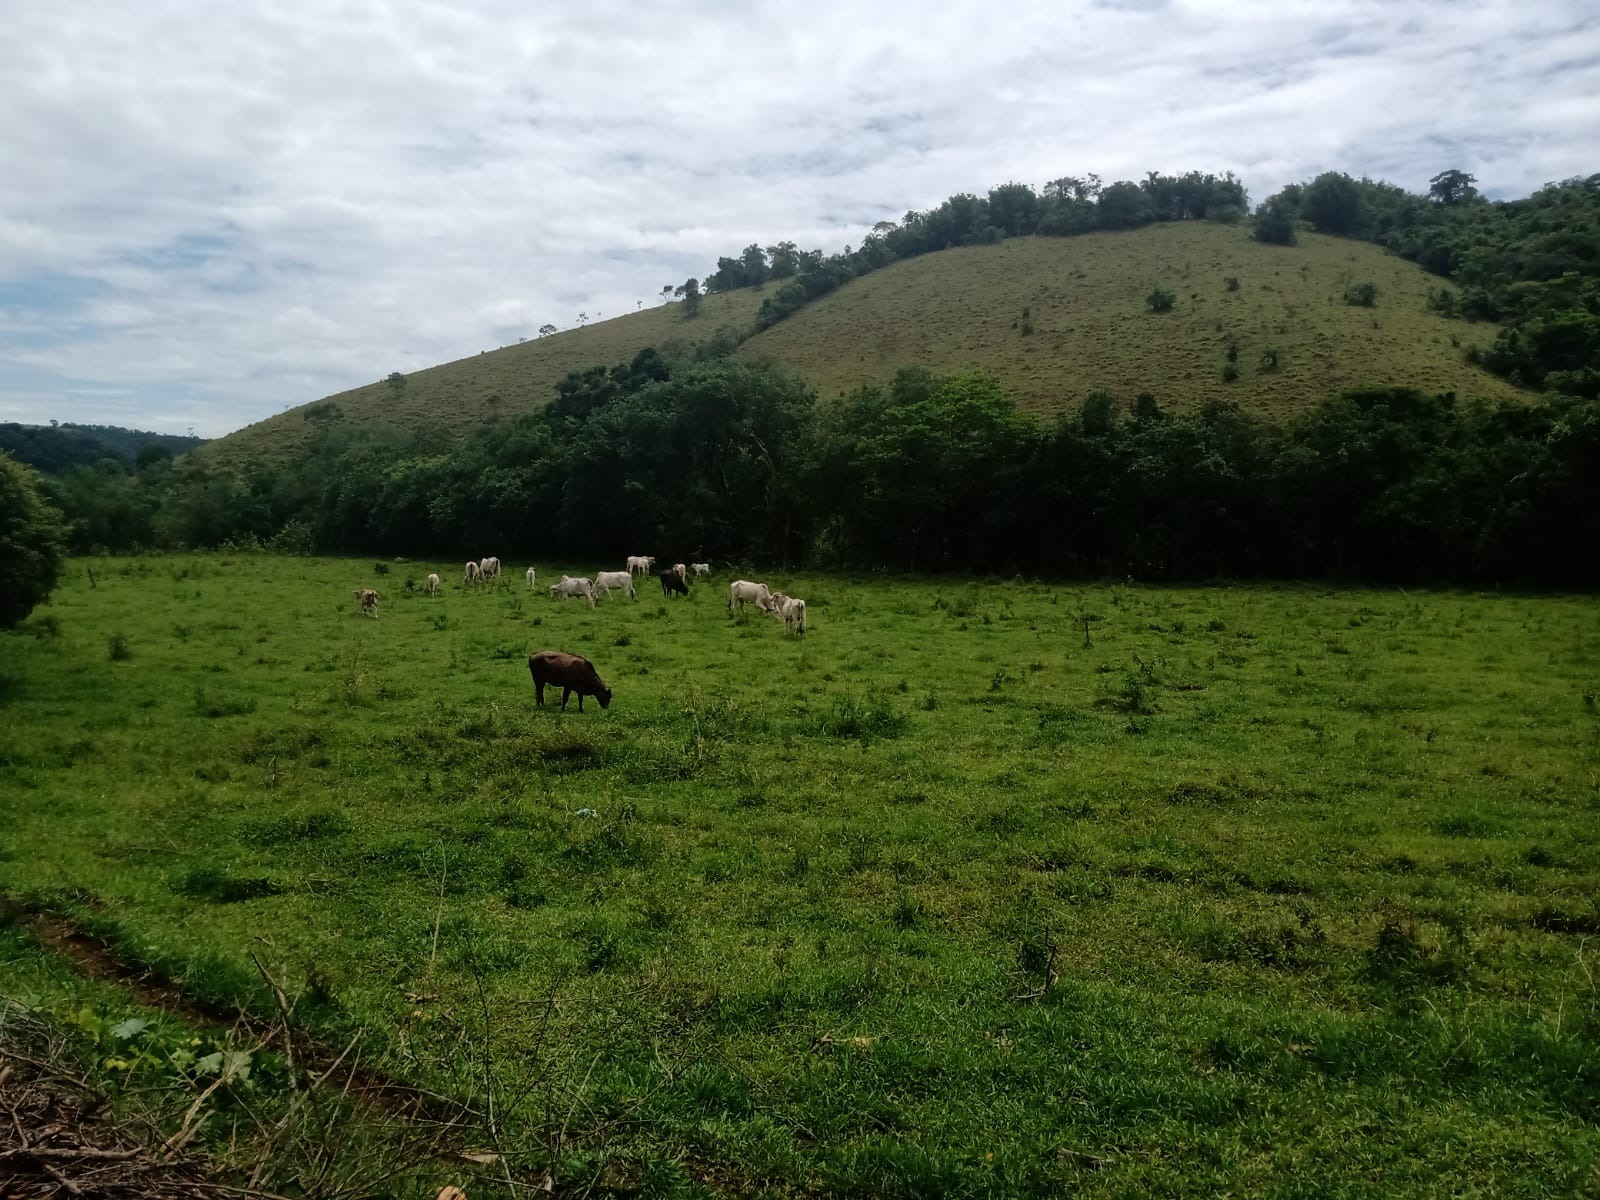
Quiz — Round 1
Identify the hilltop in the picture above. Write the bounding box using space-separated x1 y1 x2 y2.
738 222 1523 420
201 222 1520 467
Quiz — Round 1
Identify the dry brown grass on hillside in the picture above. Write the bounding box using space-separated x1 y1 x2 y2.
738 223 1524 418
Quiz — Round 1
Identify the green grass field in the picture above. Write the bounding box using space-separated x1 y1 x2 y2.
201 224 1522 470
3 556 1598 1196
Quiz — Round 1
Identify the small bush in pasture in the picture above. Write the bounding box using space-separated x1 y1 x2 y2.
891 892 923 930
1364 918 1468 988
1225 275 1240 291
1344 281 1378 307
29 614 60 639
813 692 909 742
431 614 448 631
173 864 283 904
192 688 259 718
1146 287 1176 313
108 633 131 661
247 807 351 843
372 561 390 576
403 577 415 595
573 923 622 973
614 633 631 647
1260 346 1280 371
1222 364 1240 383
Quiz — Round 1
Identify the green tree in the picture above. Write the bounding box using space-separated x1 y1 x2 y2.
675 277 702 316
0 451 70 627
739 243 769 285
1252 200 1297 245
1302 172 1366 235
1428 170 1478 206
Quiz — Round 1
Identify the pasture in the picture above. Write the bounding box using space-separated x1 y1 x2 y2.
2 555 1599 1197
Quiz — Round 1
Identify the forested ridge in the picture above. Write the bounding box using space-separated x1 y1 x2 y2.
0 422 205 474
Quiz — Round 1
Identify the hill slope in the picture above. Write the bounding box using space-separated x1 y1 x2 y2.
203 222 1520 467
201 289 766 468
737 223 1523 418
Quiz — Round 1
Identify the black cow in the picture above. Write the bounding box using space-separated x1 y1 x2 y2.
660 570 689 599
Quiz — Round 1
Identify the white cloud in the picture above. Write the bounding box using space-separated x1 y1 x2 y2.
0 0 1594 435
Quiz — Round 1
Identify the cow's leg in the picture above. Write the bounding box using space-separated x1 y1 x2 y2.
535 680 545 706
560 687 571 711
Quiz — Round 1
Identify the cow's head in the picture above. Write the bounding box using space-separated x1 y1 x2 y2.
597 687 613 709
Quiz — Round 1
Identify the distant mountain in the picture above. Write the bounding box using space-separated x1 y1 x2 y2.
0 422 208 474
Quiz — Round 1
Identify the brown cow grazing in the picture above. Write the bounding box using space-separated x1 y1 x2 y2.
353 588 380 616
527 651 612 711
660 570 689 599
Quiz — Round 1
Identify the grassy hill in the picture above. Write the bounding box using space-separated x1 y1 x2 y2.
201 289 767 468
203 223 1521 467
737 223 1524 419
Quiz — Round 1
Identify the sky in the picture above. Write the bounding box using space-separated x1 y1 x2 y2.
1 1 1595 438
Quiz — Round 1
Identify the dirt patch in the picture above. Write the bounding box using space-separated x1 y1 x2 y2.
3 903 451 1124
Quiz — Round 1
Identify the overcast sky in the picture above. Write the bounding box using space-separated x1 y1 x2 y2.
1 0 1595 438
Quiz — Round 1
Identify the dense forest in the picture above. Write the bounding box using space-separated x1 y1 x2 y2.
0 422 206 474
34 347 1600 587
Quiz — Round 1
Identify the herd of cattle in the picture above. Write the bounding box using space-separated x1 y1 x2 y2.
351 555 807 713
353 555 807 636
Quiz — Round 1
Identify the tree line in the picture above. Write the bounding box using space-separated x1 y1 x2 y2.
1251 170 1600 399
26 350 1600 591
666 170 1249 331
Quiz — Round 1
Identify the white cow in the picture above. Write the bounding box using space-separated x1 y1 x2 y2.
480 556 501 580
728 580 773 615
526 566 538 589
767 593 807 635
626 555 656 577
593 570 636 600
671 562 687 580
549 575 597 607
425 573 441 596
353 588 380 617
690 562 710 577
464 560 483 585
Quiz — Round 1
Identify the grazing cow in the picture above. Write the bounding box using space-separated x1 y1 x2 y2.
671 562 687 580
464 560 482 585
727 579 773 614
766 592 807 635
626 555 656 577
549 575 597 607
593 569 637 600
426 573 441 596
352 588 380 617
660 569 689 599
690 562 710 577
480 556 501 580
526 566 538 589
527 650 612 711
